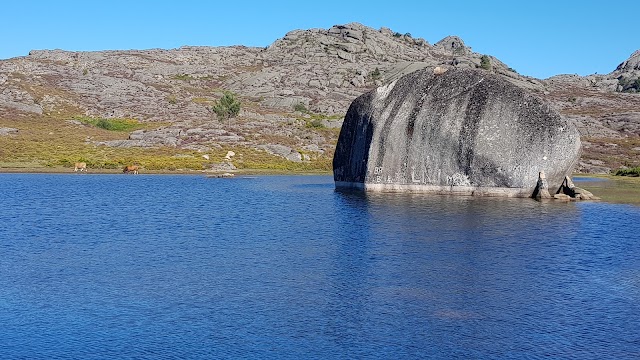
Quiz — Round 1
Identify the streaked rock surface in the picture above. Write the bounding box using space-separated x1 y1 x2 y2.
334 68 581 196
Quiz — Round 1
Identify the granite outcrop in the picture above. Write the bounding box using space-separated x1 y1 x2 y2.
333 68 581 196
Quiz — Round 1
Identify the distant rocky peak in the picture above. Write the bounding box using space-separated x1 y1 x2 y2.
615 49 640 72
434 36 469 55
326 22 369 42
326 22 430 45
272 22 432 51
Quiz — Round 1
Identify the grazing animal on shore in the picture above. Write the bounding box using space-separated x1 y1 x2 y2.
74 162 87 172
123 165 139 174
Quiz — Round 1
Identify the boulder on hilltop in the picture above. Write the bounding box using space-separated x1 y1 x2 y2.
615 50 640 72
333 67 581 197
433 36 469 55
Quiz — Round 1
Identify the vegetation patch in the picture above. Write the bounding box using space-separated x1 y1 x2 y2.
0 114 197 172
0 108 336 173
614 167 640 177
573 175 640 205
234 147 332 172
293 102 308 113
75 116 144 132
369 68 381 81
292 108 342 130
480 55 491 71
306 119 325 129
192 97 212 104
297 112 343 130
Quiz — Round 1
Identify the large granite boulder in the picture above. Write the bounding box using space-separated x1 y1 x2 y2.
333 68 581 197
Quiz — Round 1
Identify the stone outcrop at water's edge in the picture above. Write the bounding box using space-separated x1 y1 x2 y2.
333 67 582 197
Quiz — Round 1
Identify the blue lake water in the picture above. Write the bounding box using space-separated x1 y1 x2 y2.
1 174 639 359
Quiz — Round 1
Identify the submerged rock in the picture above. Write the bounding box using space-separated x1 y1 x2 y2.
333 68 581 197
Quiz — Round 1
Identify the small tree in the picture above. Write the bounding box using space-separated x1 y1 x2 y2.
369 67 381 80
480 55 492 71
212 91 241 125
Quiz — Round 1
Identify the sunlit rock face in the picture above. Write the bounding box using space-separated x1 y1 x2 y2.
333 68 581 197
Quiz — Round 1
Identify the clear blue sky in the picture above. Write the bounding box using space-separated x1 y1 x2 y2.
2 0 638 79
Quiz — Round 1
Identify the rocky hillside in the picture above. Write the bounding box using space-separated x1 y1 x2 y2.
543 49 640 173
0 22 638 172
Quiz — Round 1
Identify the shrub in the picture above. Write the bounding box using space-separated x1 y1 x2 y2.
614 167 640 177
369 67 381 80
480 55 491 71
172 74 194 81
307 119 325 129
293 102 308 113
212 91 241 122
393 32 402 38
96 119 113 130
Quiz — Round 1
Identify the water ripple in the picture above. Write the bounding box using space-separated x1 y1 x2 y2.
0 174 639 359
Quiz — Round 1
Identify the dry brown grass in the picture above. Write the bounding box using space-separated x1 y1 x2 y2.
549 86 640 116
582 136 640 169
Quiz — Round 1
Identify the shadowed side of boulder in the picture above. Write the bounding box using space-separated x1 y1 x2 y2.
333 68 581 197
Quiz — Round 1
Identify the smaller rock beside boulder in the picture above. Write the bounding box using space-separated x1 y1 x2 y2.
535 175 600 201
553 193 572 201
532 172 552 200
555 176 600 200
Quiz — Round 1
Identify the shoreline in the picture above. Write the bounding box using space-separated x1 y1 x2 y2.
1 167 636 180
1 168 637 204
0 167 332 176
2 167 635 178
